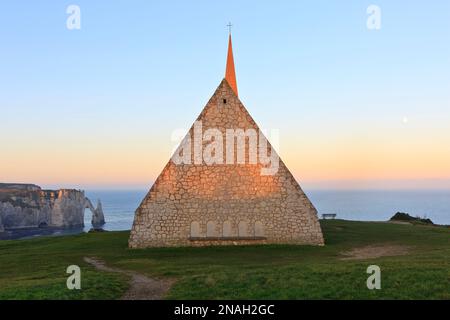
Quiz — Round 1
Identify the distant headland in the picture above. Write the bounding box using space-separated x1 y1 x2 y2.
0 183 105 234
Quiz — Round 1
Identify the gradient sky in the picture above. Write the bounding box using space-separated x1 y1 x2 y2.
1 1 449 190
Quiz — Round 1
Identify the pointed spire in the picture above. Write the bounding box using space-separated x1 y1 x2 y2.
225 31 238 97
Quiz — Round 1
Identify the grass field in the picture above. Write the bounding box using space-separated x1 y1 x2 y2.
0 220 449 300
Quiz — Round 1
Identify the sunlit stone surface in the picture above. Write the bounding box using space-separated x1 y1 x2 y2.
128 80 324 248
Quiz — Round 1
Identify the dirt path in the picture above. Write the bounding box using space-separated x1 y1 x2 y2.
84 257 173 300
340 244 411 260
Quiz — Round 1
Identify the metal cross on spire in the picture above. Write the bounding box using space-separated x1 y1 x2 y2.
225 23 238 96
227 22 232 34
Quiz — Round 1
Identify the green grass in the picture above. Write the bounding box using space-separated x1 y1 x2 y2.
0 220 449 299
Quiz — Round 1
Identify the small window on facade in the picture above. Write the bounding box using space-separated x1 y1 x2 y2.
207 221 218 237
190 221 201 238
255 221 264 237
223 98 227 104
223 221 232 237
238 221 249 237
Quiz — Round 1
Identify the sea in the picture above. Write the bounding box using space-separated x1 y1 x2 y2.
1 189 449 240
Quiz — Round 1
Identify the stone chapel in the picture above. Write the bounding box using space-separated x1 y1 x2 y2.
128 33 324 248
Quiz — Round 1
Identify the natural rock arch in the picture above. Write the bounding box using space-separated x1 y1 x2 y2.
84 199 105 228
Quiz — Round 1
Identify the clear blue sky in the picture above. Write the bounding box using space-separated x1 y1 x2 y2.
1 1 449 190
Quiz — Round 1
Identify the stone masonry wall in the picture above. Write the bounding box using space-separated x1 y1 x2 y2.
129 79 324 248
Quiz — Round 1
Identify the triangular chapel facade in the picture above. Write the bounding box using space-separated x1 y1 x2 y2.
129 34 324 248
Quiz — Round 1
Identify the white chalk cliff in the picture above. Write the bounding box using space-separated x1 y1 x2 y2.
0 183 105 231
